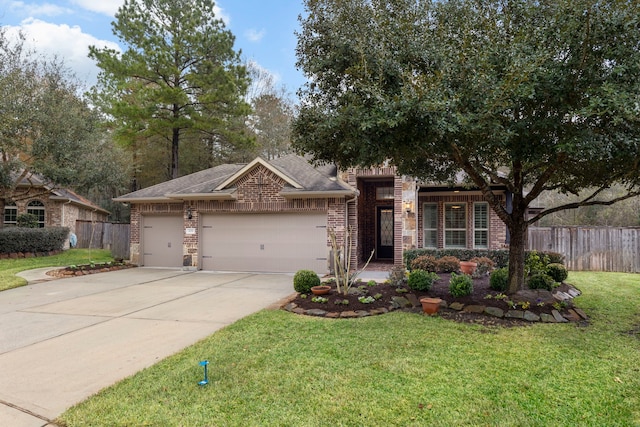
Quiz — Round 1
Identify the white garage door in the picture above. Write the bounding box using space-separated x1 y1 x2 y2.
201 213 327 273
142 215 183 267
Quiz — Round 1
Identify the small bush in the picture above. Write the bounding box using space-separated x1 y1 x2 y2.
527 273 555 291
387 265 407 287
16 213 40 228
489 267 509 291
546 263 568 283
545 252 565 265
407 269 439 291
293 270 321 293
469 256 495 277
449 273 473 297
436 256 460 273
525 250 550 276
410 255 437 272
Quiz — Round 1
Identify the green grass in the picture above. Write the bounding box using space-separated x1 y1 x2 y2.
0 249 113 291
58 271 640 426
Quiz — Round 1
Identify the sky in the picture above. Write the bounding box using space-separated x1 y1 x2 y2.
0 0 307 95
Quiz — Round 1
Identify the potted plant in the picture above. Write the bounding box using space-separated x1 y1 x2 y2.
419 297 443 315
459 261 477 275
311 285 331 295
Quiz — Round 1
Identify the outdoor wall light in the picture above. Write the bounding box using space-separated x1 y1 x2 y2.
405 201 413 213
187 207 193 220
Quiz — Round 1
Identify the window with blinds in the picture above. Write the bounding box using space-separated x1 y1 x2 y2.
474 202 489 248
423 203 438 248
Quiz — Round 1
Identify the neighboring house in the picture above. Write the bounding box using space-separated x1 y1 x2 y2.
2 176 109 245
114 154 510 274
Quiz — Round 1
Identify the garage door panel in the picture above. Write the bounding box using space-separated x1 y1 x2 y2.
201 213 327 273
142 216 183 268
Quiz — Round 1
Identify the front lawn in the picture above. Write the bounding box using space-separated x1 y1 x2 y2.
58 272 640 426
0 249 114 291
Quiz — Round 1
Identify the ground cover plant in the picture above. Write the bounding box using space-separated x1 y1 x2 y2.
0 249 113 291
58 272 640 426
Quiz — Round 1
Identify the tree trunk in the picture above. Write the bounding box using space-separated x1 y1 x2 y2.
507 216 528 294
171 127 180 179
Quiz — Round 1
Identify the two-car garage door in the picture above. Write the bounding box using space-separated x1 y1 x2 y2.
201 213 327 273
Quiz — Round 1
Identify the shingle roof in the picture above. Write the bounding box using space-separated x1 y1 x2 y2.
114 154 355 202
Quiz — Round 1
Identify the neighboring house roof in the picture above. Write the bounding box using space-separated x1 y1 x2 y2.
114 154 356 203
49 188 110 216
10 171 109 215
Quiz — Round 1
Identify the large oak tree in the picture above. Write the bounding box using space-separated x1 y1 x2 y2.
293 0 640 293
89 0 252 183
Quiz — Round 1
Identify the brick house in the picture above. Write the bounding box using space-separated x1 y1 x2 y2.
114 154 509 274
2 175 109 244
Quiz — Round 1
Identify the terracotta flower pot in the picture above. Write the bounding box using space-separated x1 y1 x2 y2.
459 261 477 275
420 297 442 315
311 285 331 295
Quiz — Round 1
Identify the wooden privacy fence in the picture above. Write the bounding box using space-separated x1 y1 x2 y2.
528 226 640 273
75 220 130 260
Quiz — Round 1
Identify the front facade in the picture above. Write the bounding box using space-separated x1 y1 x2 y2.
116 154 509 274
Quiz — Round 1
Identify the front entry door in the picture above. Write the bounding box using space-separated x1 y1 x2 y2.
376 206 394 259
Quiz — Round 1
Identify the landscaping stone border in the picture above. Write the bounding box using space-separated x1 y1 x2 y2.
282 284 588 324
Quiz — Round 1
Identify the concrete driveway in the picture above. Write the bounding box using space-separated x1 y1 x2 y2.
0 268 294 427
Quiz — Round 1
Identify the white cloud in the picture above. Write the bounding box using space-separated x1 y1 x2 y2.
70 0 123 16
8 1 71 17
245 28 265 43
5 18 121 87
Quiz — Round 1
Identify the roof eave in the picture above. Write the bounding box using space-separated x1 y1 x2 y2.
165 193 237 201
280 190 356 199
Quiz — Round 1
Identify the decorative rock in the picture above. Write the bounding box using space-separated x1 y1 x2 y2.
564 309 582 322
568 289 581 298
292 308 307 315
391 296 412 309
449 302 465 311
484 306 504 318
574 308 589 320
306 309 328 317
283 303 297 311
505 310 524 319
356 310 371 317
551 310 569 323
463 305 486 313
523 311 541 322
406 294 420 307
325 312 341 318
370 308 389 315
540 313 556 322
340 311 359 318
553 292 572 301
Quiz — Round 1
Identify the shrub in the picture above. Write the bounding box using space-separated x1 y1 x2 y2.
0 226 69 254
546 263 568 283
410 255 437 272
449 273 473 297
469 256 495 277
407 269 439 291
545 251 565 265
525 250 551 276
387 265 407 287
16 213 39 228
527 273 555 291
436 256 460 273
489 267 509 291
293 270 321 293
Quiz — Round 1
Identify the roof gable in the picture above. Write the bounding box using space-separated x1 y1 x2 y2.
215 157 302 190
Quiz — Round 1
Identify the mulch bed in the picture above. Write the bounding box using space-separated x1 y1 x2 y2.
285 273 586 327
46 262 135 278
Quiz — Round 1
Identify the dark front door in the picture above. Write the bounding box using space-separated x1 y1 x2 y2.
376 206 394 259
